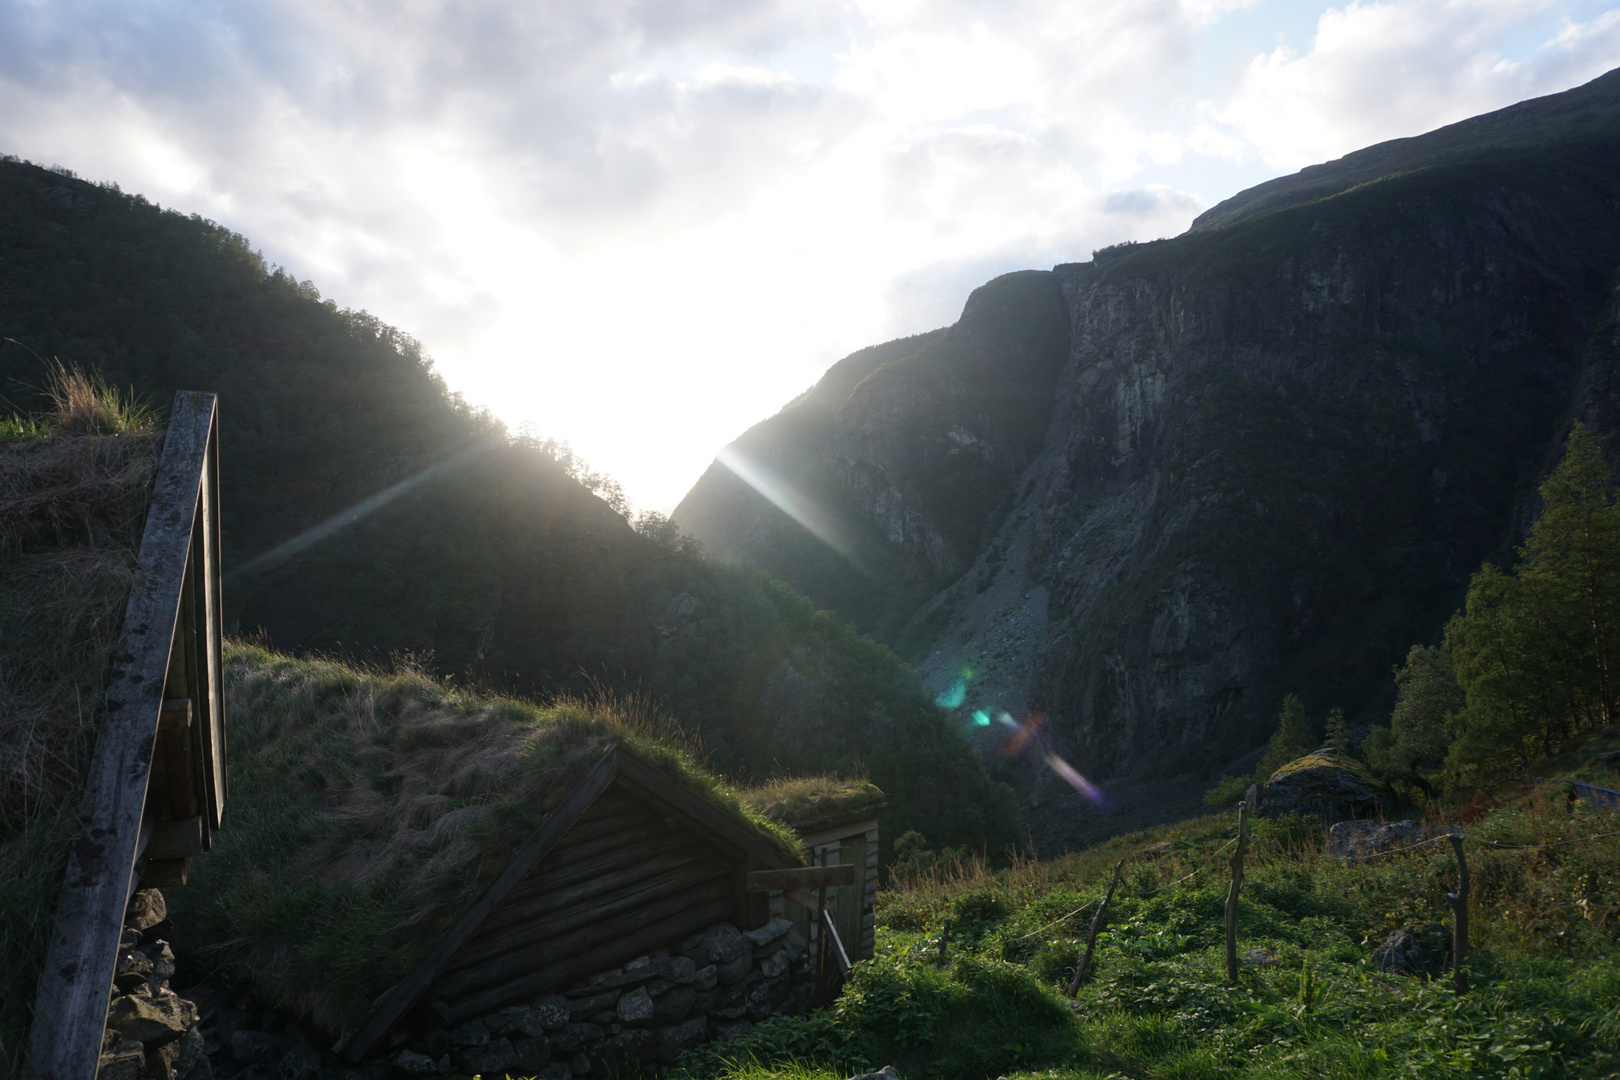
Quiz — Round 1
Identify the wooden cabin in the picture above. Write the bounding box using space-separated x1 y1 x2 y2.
341 744 805 1060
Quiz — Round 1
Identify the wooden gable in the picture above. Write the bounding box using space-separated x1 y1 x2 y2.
341 745 801 1060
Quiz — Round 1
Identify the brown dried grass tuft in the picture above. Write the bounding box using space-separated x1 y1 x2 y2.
743 774 886 831
40 360 158 438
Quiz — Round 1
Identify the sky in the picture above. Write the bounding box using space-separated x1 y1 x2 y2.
1 0 1618 513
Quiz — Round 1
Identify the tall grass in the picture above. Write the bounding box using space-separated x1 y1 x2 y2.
40 360 157 437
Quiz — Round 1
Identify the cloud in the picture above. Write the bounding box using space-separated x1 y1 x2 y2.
0 0 1611 511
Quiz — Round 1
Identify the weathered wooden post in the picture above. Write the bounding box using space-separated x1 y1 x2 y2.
1446 834 1469 995
1068 856 1126 996
936 918 951 966
1225 800 1249 983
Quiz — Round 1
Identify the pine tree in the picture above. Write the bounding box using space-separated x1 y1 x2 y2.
1257 694 1314 781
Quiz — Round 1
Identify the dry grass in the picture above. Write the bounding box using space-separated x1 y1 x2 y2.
0 430 161 1077
38 360 157 438
743 775 886 831
172 645 802 1036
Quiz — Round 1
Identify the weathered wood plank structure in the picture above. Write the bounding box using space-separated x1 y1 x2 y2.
27 392 225 1080
774 798 883 964
340 744 804 1061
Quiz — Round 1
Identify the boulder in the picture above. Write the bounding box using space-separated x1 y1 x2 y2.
615 986 654 1024
653 1017 707 1062
451 1017 490 1046
1256 750 1391 821
711 1018 753 1040
1326 820 1435 861
651 955 696 984
105 991 195 1044
532 997 572 1030
717 951 753 985
126 889 167 932
97 1033 145 1080
454 1037 517 1075
850 1068 900 1080
744 918 792 949
1373 924 1452 979
567 989 620 1019
650 985 696 1025
513 1036 553 1072
393 1050 441 1078
697 922 747 964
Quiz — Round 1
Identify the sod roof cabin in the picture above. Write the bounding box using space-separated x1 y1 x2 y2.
338 740 806 1059
2 390 225 1080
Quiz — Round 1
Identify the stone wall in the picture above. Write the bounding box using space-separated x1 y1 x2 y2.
98 889 207 1080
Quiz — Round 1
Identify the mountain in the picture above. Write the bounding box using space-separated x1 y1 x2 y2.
0 155 1016 854
673 69 1620 789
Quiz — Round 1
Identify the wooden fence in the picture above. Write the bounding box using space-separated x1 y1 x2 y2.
26 392 225 1080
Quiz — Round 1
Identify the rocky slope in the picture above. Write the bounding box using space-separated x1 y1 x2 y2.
674 68 1620 786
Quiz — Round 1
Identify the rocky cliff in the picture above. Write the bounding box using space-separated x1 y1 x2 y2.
674 68 1620 782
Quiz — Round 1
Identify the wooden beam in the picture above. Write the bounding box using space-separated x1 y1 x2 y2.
501 834 684 904
615 749 800 870
146 817 203 860
435 875 733 1001
339 747 621 1061
447 893 739 1023
27 392 216 1080
443 858 727 975
477 846 710 936
747 866 856 892
157 698 192 731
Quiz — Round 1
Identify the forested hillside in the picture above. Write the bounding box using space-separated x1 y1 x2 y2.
0 156 1015 854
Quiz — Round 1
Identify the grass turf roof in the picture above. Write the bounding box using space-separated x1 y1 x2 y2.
0 429 161 1075
173 644 803 1037
743 776 886 832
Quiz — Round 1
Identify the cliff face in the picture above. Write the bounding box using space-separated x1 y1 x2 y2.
675 69 1620 779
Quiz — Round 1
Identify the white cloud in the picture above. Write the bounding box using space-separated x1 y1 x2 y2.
0 0 1613 511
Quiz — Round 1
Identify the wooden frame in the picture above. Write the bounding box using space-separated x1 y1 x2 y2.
339 743 801 1061
26 392 225 1080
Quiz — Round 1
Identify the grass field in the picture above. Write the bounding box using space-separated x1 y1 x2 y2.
672 752 1620 1080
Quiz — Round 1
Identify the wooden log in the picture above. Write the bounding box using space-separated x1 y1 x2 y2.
502 833 704 904
1447 834 1469 996
158 698 192 731
340 748 622 1061
1068 857 1125 995
549 806 649 848
27 392 215 1080
477 846 710 936
447 893 740 1023
524 818 676 870
748 865 856 891
445 857 726 973
435 875 734 1000
1225 801 1249 984
616 750 788 866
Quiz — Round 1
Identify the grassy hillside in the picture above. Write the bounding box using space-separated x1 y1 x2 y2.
0 156 1017 856
673 751 1620 1080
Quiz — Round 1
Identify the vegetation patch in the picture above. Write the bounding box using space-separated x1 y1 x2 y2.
744 776 887 831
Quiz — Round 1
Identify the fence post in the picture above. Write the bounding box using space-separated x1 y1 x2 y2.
936 918 951 966
1069 856 1126 996
1225 800 1249 983
1446 834 1469 995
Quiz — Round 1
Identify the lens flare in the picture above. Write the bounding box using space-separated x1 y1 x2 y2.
935 680 967 709
972 709 991 726
1000 711 1045 757
1045 753 1109 808
716 446 862 566
230 437 500 580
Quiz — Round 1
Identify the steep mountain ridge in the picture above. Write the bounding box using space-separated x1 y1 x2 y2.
674 69 1620 786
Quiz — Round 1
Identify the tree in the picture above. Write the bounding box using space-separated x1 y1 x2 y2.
1256 694 1315 781
1364 644 1463 791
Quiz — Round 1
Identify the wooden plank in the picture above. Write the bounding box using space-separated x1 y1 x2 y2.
157 698 192 731
536 818 676 865
502 834 682 904
549 806 649 848
447 893 739 1022
436 875 733 1001
748 866 856 892
478 846 710 936
27 392 215 1080
615 749 800 870
339 748 622 1061
445 858 726 974
147 817 203 860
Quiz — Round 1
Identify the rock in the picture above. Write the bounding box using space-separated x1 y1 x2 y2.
587 1030 657 1077
1140 841 1173 858
393 1050 440 1078
849 1068 900 1080
227 1028 281 1063
589 1011 618 1026
570 1051 592 1075
650 985 696 1025
276 1039 324 1080
97 1033 146 1080
126 888 167 932
782 929 808 962
697 922 748 964
1256 750 1391 822
555 1022 602 1053
746 975 789 1021
454 1037 516 1074
693 964 718 990
567 989 621 1019
451 1017 490 1046
758 948 790 979
711 1018 753 1040
1326 820 1435 862
624 956 653 977
1374 924 1452 979
513 1036 553 1071
652 1017 707 1063
744 918 792 949
538 1064 572 1080
615 986 654 1024
717 951 753 985
105 991 195 1043
134 942 176 990
531 997 572 1030
408 1028 451 1057
651 955 696 984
